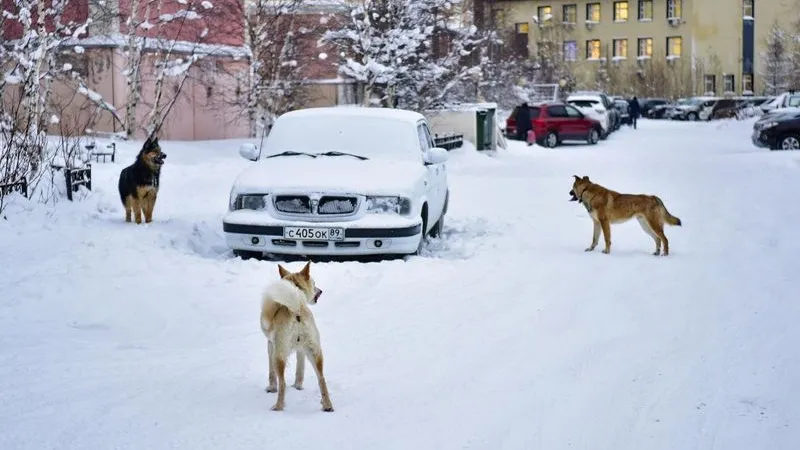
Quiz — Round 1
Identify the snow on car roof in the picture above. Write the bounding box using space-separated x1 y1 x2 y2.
280 106 426 125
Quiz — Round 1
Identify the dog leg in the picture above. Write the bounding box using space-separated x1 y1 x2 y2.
271 356 287 411
306 346 334 412
293 351 305 390
600 218 612 254
586 219 601 252
131 198 143 224
647 217 669 256
265 341 277 393
144 194 156 223
124 196 133 223
637 216 661 255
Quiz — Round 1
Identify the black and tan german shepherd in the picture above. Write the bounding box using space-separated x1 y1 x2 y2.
118 136 167 224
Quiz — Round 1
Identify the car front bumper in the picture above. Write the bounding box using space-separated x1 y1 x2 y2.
222 213 423 256
751 128 772 149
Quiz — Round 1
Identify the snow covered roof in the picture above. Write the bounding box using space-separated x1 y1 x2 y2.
281 107 426 125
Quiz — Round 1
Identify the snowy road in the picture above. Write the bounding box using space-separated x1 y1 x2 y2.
1 118 799 449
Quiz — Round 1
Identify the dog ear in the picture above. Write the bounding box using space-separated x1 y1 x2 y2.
573 175 580 181
582 176 590 181
278 264 289 278
299 261 311 278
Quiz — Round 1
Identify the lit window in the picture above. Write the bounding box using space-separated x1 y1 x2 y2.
516 23 529 34
667 36 682 57
638 37 653 57
614 2 629 22
638 0 653 20
537 6 552 23
586 3 601 22
667 0 682 19
562 4 578 24
586 39 601 59
613 39 628 58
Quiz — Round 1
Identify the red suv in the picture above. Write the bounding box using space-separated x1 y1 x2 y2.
505 102 603 148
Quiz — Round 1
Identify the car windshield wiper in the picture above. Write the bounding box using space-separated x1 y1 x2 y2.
264 151 317 159
314 151 369 160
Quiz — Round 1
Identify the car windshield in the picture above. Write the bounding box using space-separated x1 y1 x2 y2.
264 115 420 162
787 95 800 107
687 98 708 105
569 100 600 108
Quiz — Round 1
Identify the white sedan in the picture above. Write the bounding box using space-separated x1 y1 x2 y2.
566 95 611 138
223 107 450 258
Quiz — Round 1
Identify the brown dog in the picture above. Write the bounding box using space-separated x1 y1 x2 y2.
569 175 682 256
260 262 333 412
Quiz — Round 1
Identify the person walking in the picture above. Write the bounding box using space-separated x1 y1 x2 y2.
515 102 532 145
628 96 641 129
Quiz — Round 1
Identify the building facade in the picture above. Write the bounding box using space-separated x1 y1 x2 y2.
485 0 799 97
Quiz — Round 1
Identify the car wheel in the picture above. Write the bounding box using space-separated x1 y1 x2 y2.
779 134 800 150
233 250 261 260
600 128 608 140
687 112 698 121
543 132 558 148
588 127 600 145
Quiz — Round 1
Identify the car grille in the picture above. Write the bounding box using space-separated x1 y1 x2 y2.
318 196 357 215
273 195 358 215
274 195 311 214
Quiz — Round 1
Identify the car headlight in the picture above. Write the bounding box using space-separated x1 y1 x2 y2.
230 194 269 211
365 196 411 215
762 121 779 129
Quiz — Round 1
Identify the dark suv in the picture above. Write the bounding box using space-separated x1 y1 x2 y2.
506 103 604 148
752 110 800 150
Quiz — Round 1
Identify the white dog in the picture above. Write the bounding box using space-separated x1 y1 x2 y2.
260 262 333 412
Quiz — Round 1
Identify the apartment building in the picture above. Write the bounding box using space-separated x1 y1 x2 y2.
485 0 799 96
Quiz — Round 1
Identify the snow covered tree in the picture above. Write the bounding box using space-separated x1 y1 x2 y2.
117 0 215 137
760 22 793 95
321 0 483 109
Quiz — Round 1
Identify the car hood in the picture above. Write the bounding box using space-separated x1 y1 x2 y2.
231 156 427 195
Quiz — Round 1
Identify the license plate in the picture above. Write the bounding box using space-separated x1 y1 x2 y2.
283 226 344 241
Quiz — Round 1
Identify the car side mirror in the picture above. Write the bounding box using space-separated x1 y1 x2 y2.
424 147 449 165
239 143 260 162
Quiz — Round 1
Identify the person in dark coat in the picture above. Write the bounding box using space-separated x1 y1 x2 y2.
515 102 532 144
628 96 641 129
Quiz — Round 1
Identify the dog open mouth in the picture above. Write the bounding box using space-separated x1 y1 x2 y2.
313 287 322 302
569 190 578 202
155 153 167 165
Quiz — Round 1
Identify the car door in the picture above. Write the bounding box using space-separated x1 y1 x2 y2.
564 104 589 137
545 105 570 138
423 122 447 218
416 122 442 224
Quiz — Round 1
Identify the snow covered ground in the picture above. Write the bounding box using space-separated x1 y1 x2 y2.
2 118 799 449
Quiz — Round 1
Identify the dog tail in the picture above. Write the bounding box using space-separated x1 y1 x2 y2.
655 196 682 226
262 279 306 313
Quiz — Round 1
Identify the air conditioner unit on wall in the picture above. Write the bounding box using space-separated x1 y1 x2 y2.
668 17 681 27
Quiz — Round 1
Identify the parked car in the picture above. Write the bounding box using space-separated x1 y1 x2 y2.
568 91 620 131
752 110 800 150
223 107 450 258
523 102 604 147
670 96 717 121
699 98 742 120
759 92 800 114
566 96 611 138
613 98 631 124
639 98 669 117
